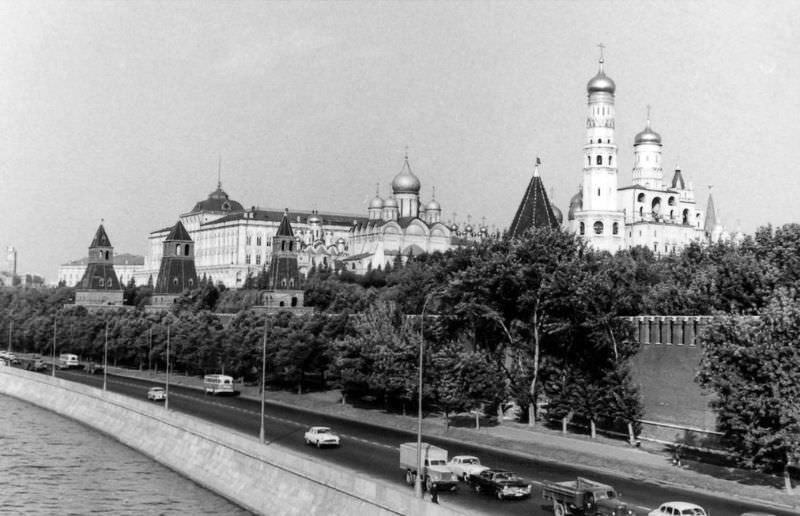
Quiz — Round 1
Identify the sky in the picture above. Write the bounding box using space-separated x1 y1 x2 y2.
0 1 798 281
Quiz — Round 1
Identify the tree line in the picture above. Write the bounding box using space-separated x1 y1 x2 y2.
4 223 800 479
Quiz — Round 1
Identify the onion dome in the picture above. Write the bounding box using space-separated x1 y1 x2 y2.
567 188 583 221
587 52 615 95
308 211 322 224
551 204 564 225
465 224 473 233
337 237 346 245
369 196 384 209
392 154 421 194
480 226 488 235
426 199 441 211
384 196 399 208
634 119 662 145
450 223 459 232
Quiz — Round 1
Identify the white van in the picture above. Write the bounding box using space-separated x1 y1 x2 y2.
58 353 79 369
203 374 234 395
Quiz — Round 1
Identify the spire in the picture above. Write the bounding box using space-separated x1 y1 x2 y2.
534 156 541 177
276 209 295 237
704 185 717 238
598 43 605 72
432 185 436 199
646 105 651 128
509 162 560 238
217 153 222 190
90 223 112 248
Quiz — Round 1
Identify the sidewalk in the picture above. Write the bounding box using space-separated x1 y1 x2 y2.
112 368 798 512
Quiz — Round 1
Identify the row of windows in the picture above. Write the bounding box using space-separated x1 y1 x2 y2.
579 221 620 236
587 155 613 166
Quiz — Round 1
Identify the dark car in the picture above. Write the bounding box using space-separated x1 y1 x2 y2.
467 468 532 500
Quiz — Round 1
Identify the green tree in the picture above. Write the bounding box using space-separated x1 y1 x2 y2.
698 289 800 490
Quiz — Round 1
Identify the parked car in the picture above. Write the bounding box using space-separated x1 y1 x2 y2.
448 455 489 481
466 468 532 500
648 502 707 516
147 387 166 401
304 426 340 448
0 351 18 364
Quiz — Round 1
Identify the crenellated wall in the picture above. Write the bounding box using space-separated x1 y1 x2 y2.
625 316 722 445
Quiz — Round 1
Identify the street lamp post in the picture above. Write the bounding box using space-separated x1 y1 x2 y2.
51 315 57 377
165 322 171 410
7 318 12 352
103 320 108 391
259 314 269 444
415 293 435 499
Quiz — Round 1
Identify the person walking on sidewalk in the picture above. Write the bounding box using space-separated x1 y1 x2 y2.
429 483 439 504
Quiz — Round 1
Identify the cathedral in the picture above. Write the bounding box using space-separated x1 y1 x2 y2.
344 153 453 273
568 51 711 254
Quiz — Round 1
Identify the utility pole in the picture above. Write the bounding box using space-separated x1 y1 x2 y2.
259 314 269 444
51 316 56 377
103 320 108 391
165 323 170 410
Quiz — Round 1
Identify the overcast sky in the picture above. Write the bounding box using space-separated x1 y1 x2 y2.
1 1 797 281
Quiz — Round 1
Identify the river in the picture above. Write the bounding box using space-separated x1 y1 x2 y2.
0 394 253 515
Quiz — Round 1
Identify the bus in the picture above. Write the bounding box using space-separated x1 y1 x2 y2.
58 353 80 369
203 374 234 395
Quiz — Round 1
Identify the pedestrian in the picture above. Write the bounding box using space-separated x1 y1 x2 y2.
429 483 439 504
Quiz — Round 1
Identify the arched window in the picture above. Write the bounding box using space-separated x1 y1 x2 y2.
188 279 194 288
612 222 619 235
175 244 181 256
281 241 285 251
184 244 190 255
579 222 585 235
682 209 689 224
637 193 645 203
98 278 105 288
587 156 591 166
668 196 676 206
291 297 298 307
596 155 602 165
172 278 179 286
289 241 293 251
593 221 604 235
589 139 593 144
608 156 613 166
639 206 644 217
104 251 110 260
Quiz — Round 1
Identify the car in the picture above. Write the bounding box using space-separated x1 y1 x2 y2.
466 468 532 500
147 387 166 401
447 455 489 481
648 502 707 516
0 351 17 364
304 426 340 448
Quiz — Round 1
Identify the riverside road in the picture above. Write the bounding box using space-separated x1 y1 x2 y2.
54 369 789 516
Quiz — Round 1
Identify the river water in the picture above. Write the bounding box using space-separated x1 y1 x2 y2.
0 394 252 515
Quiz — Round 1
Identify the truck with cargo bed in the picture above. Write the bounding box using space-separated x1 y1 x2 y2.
399 442 458 492
542 477 633 516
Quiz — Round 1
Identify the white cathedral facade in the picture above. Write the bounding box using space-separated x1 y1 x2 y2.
568 53 710 254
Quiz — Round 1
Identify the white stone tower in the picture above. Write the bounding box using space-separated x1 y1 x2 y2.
572 46 625 252
632 107 664 189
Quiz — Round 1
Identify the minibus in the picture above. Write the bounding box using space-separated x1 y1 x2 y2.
58 353 80 369
203 374 234 395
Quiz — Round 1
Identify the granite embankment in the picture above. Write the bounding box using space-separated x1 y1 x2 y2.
0 367 474 516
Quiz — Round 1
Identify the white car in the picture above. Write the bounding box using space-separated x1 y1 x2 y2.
304 426 340 448
448 455 489 481
147 387 167 401
649 502 707 516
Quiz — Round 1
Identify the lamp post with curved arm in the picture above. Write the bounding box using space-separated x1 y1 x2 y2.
415 292 436 499
259 314 269 444
165 322 171 410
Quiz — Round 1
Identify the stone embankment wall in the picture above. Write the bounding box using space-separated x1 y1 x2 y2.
0 367 470 516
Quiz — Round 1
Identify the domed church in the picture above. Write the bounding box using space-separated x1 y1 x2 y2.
568 48 712 254
345 153 453 273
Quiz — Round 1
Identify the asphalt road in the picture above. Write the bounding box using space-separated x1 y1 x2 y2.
48 369 792 516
